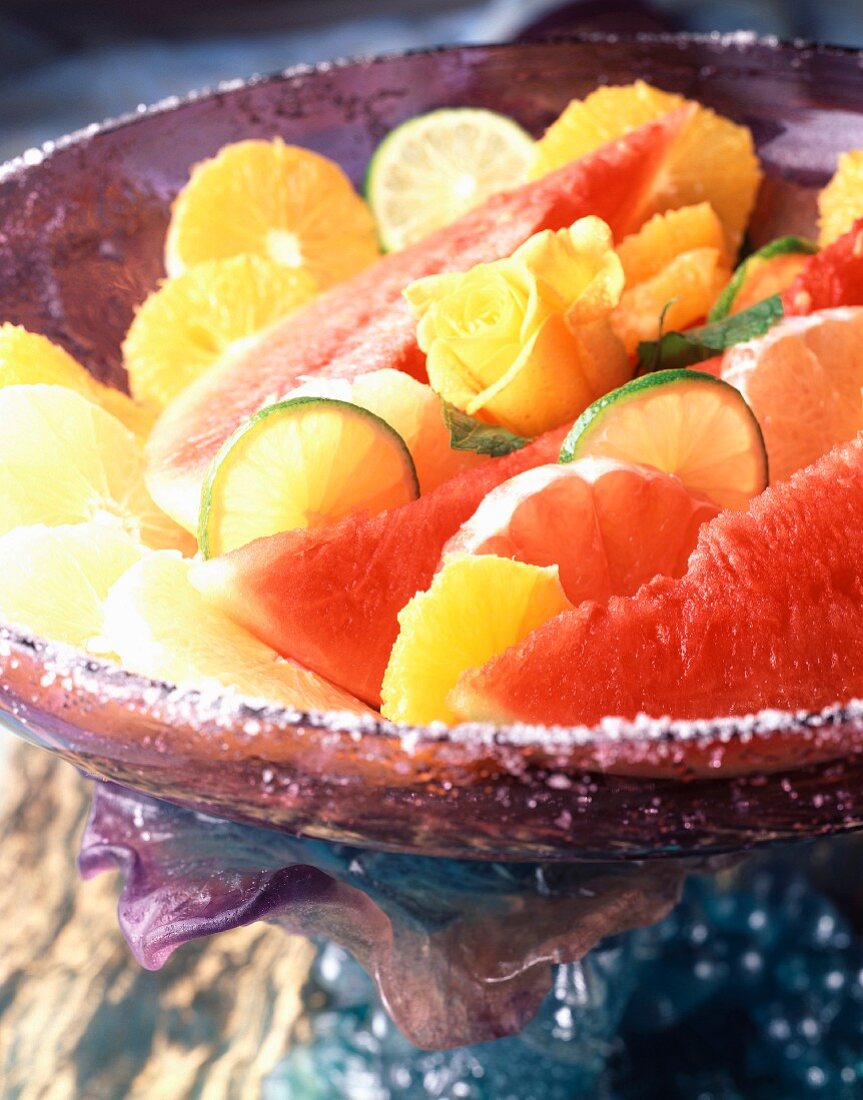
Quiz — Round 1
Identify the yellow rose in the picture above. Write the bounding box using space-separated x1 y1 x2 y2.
404 217 630 436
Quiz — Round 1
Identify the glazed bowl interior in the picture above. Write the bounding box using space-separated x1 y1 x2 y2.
3 34 863 861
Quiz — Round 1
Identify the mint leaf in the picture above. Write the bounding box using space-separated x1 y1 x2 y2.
708 236 817 322
441 402 529 457
637 294 784 374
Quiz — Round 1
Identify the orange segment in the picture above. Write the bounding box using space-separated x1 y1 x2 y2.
616 202 727 286
531 81 762 252
721 307 863 484
818 150 863 247
165 138 380 289
199 397 419 558
612 247 730 356
0 323 153 438
443 458 719 606
380 555 571 725
123 255 316 411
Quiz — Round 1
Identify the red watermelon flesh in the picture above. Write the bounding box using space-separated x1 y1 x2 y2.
191 427 568 707
452 434 863 727
147 108 691 531
783 217 863 315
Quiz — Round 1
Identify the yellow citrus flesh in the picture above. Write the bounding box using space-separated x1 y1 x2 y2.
367 108 535 251
612 247 730 355
104 553 374 714
565 372 767 511
200 397 419 558
380 555 571 725
0 523 145 649
0 385 193 552
722 307 863 483
531 82 761 252
818 150 863 247
289 368 488 493
616 203 727 286
165 138 380 288
0 323 153 437
123 255 317 410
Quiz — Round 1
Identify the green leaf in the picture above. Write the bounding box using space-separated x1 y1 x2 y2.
637 294 785 374
708 235 818 322
441 402 529 457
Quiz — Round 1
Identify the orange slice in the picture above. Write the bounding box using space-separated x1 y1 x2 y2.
165 138 380 289
123 254 316 410
531 81 761 252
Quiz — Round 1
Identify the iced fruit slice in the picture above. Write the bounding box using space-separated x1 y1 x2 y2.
199 397 419 559
722 307 863 484
103 553 374 714
165 138 380 288
452 434 863 726
146 108 691 533
123 255 317 410
0 323 153 437
190 426 567 706
0 523 145 649
560 370 767 511
380 555 570 725
0 385 192 552
443 459 719 605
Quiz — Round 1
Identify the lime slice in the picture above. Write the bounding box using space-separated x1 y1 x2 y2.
366 108 534 251
708 236 817 322
199 396 419 559
559 369 768 511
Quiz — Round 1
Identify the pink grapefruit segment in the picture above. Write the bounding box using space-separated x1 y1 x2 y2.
147 108 692 532
191 427 568 707
442 458 719 606
452 434 863 727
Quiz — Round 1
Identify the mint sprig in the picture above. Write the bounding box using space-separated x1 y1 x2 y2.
637 294 784 374
441 402 529 457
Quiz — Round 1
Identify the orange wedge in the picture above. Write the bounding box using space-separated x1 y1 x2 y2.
380 555 570 725
818 150 863 247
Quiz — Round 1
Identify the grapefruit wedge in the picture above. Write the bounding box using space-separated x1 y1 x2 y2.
783 217 863 316
147 108 692 532
451 434 863 727
191 427 567 706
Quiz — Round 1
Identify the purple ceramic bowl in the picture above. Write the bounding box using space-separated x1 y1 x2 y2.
2 33 863 861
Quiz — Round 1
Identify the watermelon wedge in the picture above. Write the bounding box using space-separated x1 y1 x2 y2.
783 217 863 316
452 434 863 727
191 427 568 707
147 107 692 531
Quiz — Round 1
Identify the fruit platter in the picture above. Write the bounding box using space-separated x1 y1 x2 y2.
4 32 863 869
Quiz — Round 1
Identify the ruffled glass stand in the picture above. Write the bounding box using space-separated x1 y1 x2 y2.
82 780 863 1098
